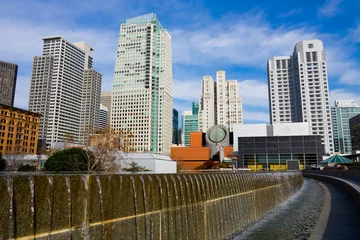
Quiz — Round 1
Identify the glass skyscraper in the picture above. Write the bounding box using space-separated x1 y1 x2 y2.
111 13 172 155
332 100 360 154
182 102 199 147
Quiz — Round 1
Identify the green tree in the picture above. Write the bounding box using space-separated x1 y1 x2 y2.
123 161 150 172
0 153 6 171
44 148 93 172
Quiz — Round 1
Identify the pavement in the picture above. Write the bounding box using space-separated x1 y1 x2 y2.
308 176 360 240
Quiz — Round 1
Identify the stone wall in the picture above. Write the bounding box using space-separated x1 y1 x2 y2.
0 172 303 239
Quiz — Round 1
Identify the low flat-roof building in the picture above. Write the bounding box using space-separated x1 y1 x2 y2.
233 123 322 170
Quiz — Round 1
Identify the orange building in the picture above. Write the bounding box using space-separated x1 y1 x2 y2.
0 104 40 155
171 131 234 170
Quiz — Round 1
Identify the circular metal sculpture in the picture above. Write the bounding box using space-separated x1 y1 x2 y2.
208 127 226 143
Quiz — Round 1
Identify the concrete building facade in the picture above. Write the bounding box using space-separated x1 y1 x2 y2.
28 36 100 148
111 13 172 155
332 100 360 154
198 70 242 133
268 39 333 154
100 91 112 128
99 104 108 131
0 60 18 106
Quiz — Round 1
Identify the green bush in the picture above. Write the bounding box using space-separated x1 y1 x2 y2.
17 164 36 172
0 153 6 171
123 162 150 172
44 148 90 171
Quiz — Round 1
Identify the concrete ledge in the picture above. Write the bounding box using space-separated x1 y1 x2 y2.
303 173 360 209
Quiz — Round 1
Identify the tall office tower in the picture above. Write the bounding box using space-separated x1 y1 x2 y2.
99 104 108 130
268 39 333 154
79 69 102 144
29 36 99 148
0 60 18 106
101 91 112 128
332 100 360 154
181 102 199 147
198 70 242 132
172 108 179 144
111 13 172 155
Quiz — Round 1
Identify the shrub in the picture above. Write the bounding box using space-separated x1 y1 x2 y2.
17 164 37 172
44 148 90 172
123 161 150 172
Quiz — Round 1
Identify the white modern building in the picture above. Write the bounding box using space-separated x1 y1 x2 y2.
233 122 310 150
268 39 333 154
28 36 101 148
111 13 172 155
198 70 243 132
99 104 108 130
101 90 112 128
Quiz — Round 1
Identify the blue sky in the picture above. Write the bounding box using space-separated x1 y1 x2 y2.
1 0 360 124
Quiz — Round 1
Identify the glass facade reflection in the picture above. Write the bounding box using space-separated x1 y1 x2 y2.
236 135 323 169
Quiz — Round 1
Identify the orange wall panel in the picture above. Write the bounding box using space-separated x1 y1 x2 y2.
224 146 234 158
171 147 210 161
190 132 203 147
178 161 206 170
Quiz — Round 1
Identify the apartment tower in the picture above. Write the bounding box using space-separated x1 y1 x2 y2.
268 39 333 154
198 70 243 132
28 36 101 148
111 13 172 155
332 100 360 154
0 60 18 106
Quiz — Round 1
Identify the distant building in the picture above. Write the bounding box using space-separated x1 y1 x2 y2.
0 103 40 155
100 91 111 128
172 108 179 144
233 123 322 170
332 100 360 154
350 114 360 153
182 102 199 146
198 70 243 132
79 69 102 144
268 39 333 154
28 36 101 148
99 104 108 130
0 60 18 106
111 13 172 155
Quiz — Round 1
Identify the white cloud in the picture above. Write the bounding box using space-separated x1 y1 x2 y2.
318 0 343 17
339 70 360 85
239 80 268 107
330 89 360 106
173 79 201 101
278 9 302 18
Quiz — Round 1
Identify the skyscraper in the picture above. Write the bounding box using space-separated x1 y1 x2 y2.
99 104 108 131
332 100 360 154
111 13 172 155
101 90 112 128
182 102 199 147
268 39 333 154
0 60 18 106
172 108 179 144
198 70 243 132
79 69 102 144
28 36 101 148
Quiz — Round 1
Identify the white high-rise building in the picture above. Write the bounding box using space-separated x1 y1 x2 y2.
198 76 215 132
28 36 101 148
79 69 102 144
99 104 108 130
268 39 333 154
101 91 112 128
111 13 172 155
198 70 243 132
